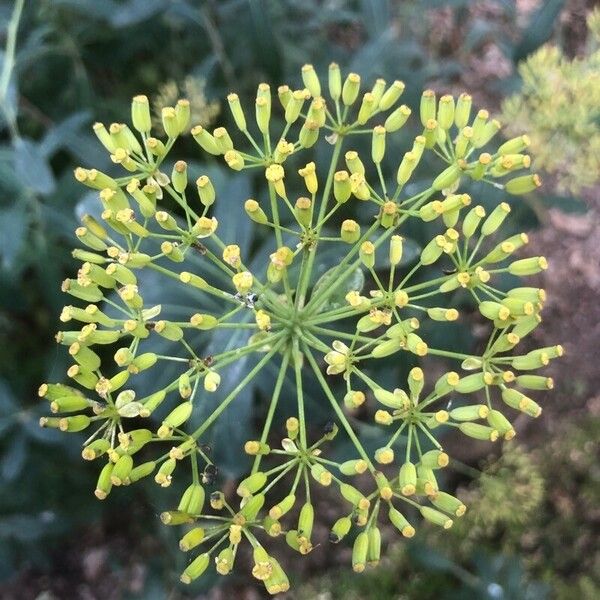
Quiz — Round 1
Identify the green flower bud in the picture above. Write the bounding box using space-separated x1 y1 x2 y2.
371 125 386 163
328 62 342 101
508 256 548 276
498 134 530 155
157 402 193 438
224 149 245 171
501 388 542 417
373 386 410 410
416 464 438 495
516 375 554 390
191 125 220 155
437 94 455 129
432 163 462 191
399 461 417 496
67 365 98 389
227 93 247 131
384 104 411 132
340 219 360 244
92 123 116 152
179 527 205 552
481 202 511 236
371 338 402 358
357 243 374 271
178 373 192 399
75 227 107 252
297 502 314 540
268 494 296 520
131 95 151 133
180 552 209 584
68 343 101 371
213 126 234 154
471 109 489 146
110 454 133 486
386 235 403 266
153 320 184 341
475 118 501 148
264 557 289 594
352 531 369 573
420 89 436 126
237 471 267 498
244 199 268 224
310 463 332 486
295 197 312 228
330 516 352 543
171 160 188 193
420 450 449 470
396 151 417 186
420 506 453 529
82 439 111 460
162 107 180 138
145 137 166 157
450 404 489 422
367 526 381 565
175 99 190 132
454 93 472 128
297 119 317 149
338 459 368 476
301 63 321 97
420 235 445 265
379 80 405 111
431 492 466 517
342 72 361 106
94 461 113 499
370 78 386 105
506 174 542 195
255 91 271 134
285 89 306 124
241 493 265 520
388 506 415 537
155 457 176 486
334 170 352 203
357 92 375 125
459 422 498 442
375 447 394 465
345 150 365 176
487 409 516 440
339 483 370 511
58 415 91 433
455 372 490 393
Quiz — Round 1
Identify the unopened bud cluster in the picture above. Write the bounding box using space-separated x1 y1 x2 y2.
40 63 559 591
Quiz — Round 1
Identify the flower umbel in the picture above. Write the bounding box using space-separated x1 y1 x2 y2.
40 63 560 592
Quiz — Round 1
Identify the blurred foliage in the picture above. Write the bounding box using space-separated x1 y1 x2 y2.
0 0 594 596
295 415 600 600
501 8 600 194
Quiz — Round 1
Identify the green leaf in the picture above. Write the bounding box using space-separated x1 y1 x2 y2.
0 203 27 269
513 0 564 62
312 265 365 311
13 137 55 195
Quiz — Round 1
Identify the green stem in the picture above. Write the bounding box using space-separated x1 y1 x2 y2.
296 137 344 308
190 339 285 440
304 345 375 473
252 350 290 473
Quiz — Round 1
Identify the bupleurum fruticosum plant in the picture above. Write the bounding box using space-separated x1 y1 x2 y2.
39 63 562 592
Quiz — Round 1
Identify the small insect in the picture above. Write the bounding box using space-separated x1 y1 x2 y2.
203 463 218 485
442 267 457 275
191 241 207 254
323 420 335 435
235 292 259 308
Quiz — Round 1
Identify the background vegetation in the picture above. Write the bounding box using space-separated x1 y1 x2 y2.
0 1 598 598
